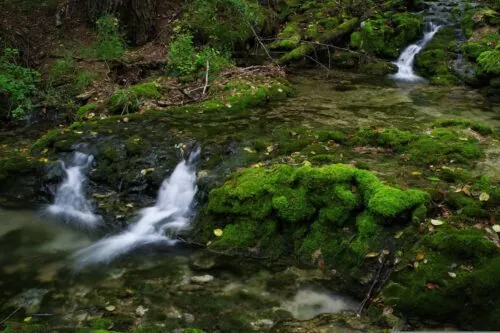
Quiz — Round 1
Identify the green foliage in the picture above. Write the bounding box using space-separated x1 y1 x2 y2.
74 70 96 91
432 119 493 136
96 15 125 60
477 49 500 74
76 103 98 120
109 82 161 114
49 57 76 85
0 48 40 120
167 34 233 78
186 0 266 48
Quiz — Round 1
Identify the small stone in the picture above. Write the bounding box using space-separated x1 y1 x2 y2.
136 305 149 317
166 307 182 319
190 274 214 284
183 313 195 323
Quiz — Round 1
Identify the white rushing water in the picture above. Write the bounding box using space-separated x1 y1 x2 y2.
74 147 200 268
47 152 101 228
391 22 441 82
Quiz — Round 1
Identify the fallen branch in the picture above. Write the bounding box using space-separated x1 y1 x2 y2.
202 60 210 96
357 250 390 314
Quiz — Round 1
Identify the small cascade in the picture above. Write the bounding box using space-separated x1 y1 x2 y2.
74 147 200 268
391 0 467 82
47 152 101 228
391 22 441 82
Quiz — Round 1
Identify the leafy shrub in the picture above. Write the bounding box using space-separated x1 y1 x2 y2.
167 34 197 76
49 57 76 85
0 48 40 120
478 49 500 74
96 15 125 60
74 70 96 91
167 34 233 78
186 0 266 48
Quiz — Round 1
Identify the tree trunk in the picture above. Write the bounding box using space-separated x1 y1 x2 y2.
75 0 158 45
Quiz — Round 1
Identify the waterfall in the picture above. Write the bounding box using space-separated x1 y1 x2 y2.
391 22 441 82
73 147 200 268
47 152 101 228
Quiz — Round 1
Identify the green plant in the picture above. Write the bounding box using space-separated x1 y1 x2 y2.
0 48 40 120
478 49 500 74
167 34 197 76
186 0 266 48
96 15 125 60
167 34 233 78
74 70 96 91
49 57 76 85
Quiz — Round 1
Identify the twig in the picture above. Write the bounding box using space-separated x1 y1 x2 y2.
357 251 389 314
304 55 332 73
0 306 22 325
245 20 275 64
202 60 210 96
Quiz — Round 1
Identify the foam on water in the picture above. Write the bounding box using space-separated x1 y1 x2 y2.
47 152 101 228
73 147 200 268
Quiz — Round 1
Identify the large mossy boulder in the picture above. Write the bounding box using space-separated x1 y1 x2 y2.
195 164 429 281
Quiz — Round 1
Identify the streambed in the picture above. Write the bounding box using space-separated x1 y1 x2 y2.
1 70 499 332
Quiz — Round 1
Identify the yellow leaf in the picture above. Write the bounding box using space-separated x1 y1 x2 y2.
394 231 404 239
243 147 256 153
24 317 32 323
365 252 379 258
479 192 490 202
41 148 48 154
430 219 445 226
416 252 425 261
411 171 422 176
214 229 223 237
39 157 49 163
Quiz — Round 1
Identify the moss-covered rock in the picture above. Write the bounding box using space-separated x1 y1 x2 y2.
414 26 460 85
350 12 424 59
109 82 161 114
381 226 500 330
196 163 429 280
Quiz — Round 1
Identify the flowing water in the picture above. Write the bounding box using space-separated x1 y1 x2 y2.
46 152 101 228
392 0 467 81
74 147 200 268
1 70 500 331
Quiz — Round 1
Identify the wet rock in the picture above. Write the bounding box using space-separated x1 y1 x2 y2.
136 305 149 316
189 252 217 270
166 306 182 319
4 288 50 314
183 312 195 323
190 274 214 284
252 318 274 329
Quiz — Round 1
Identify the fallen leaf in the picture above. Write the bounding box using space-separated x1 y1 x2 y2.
425 282 439 290
462 185 472 196
431 219 445 226
105 305 116 312
23 317 32 323
383 307 394 315
365 252 379 258
318 259 325 271
479 192 490 202
416 252 425 261
213 229 223 237
125 203 134 208
492 225 500 233
427 176 440 182
243 147 256 153
394 231 404 239
411 171 422 176
448 272 457 278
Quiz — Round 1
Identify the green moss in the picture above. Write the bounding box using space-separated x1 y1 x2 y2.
414 26 460 85
354 127 416 151
408 128 484 165
76 103 98 120
201 164 428 267
0 151 39 181
432 119 493 136
359 61 398 75
125 135 150 156
382 226 500 329
109 82 161 114
351 12 423 58
89 318 114 330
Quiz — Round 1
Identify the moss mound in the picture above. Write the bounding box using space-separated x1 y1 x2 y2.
382 226 500 330
197 164 429 277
